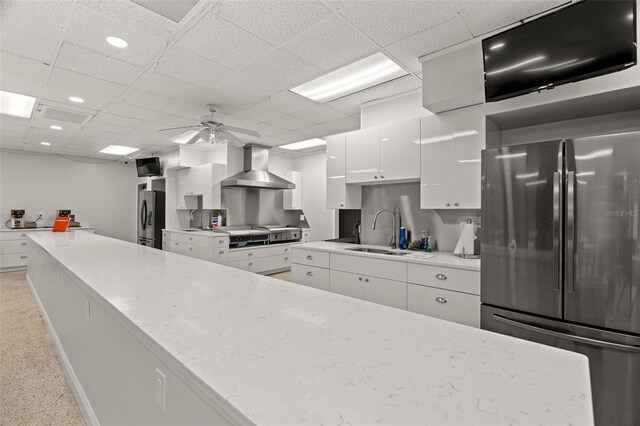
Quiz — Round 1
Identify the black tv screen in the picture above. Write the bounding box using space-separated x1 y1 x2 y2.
483 0 637 102
135 157 162 177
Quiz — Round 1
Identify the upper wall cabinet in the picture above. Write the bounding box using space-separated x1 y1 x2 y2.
420 104 485 209
283 171 302 210
345 118 420 184
326 134 361 209
422 43 484 114
176 163 227 210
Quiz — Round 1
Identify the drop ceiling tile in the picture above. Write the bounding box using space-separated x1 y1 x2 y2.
176 12 275 70
155 46 233 88
296 122 341 138
293 105 346 124
41 68 125 110
324 115 360 133
94 112 146 129
166 102 210 121
0 115 31 128
276 130 308 143
281 14 378 71
0 137 25 148
30 116 83 134
385 17 473 72
24 127 76 144
107 102 164 121
65 6 168 67
219 114 260 129
242 49 324 89
234 104 286 123
0 52 50 97
83 120 133 136
364 75 422 100
210 71 281 103
259 91 320 114
213 0 333 45
55 43 143 85
121 89 177 112
267 114 316 131
327 0 458 47
251 122 288 137
325 91 375 115
141 114 196 133
0 0 74 63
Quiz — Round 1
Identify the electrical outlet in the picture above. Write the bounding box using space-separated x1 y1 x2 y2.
300 214 305 221
155 368 166 414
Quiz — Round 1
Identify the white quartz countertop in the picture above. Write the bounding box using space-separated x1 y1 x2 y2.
1 225 95 232
297 241 481 271
29 232 592 425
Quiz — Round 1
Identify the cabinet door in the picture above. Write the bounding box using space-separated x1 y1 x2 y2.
451 104 485 208
407 284 480 328
379 118 420 181
283 171 302 210
190 245 213 262
346 127 380 183
329 270 365 299
175 169 197 210
201 163 226 210
292 264 330 291
364 276 407 310
420 113 454 209
326 134 347 208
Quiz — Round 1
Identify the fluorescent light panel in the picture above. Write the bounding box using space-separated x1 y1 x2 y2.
290 52 407 103
0 90 36 118
99 145 139 155
279 138 326 150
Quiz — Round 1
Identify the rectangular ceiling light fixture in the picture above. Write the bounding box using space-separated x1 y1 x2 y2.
279 138 326 150
290 52 408 103
0 90 36 118
99 145 140 155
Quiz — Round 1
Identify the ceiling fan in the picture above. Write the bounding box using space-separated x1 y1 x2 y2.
158 104 260 145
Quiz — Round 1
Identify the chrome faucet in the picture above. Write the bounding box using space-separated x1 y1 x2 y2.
371 208 397 249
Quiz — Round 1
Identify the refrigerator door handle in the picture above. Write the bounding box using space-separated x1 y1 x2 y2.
493 315 640 353
552 171 561 291
566 171 575 293
141 200 147 231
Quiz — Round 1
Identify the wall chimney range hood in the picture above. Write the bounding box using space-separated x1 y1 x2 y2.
221 144 295 190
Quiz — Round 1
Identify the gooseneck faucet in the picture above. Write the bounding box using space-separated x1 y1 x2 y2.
371 208 397 249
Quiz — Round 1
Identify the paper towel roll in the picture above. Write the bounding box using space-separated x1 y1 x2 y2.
454 221 476 255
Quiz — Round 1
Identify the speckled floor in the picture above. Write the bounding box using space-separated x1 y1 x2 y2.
0 271 84 426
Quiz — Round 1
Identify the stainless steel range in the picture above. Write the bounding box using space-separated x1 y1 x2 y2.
216 225 301 248
260 225 301 243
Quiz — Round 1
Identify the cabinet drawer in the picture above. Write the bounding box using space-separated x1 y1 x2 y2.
329 270 365 300
0 231 32 241
189 246 213 262
269 244 293 256
171 232 211 247
229 256 270 273
1 252 29 268
212 235 229 247
169 241 190 256
330 253 406 281
162 231 171 241
292 264 330 291
0 240 29 254
268 254 292 271
213 247 229 264
229 247 270 262
292 249 329 268
161 240 171 252
407 284 480 327
407 263 480 295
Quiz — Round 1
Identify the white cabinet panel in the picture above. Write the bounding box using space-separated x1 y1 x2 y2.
420 113 453 208
190 245 213 262
0 252 29 268
229 247 270 262
283 171 302 210
213 247 229 264
330 253 407 282
329 270 365 300
162 240 171 252
0 239 29 254
407 263 480 295
212 235 229 247
269 244 293 256
451 104 484 208
176 169 197 210
407 284 480 328
292 248 330 268
292 264 330 291
229 256 270 273
326 133 361 209
346 127 380 183
301 230 311 244
379 118 420 181
268 254 291 271
364 276 407 310
0 231 30 241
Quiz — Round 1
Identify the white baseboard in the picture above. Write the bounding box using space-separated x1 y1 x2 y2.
26 274 99 426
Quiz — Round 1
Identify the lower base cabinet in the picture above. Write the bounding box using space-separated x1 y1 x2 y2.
292 265 330 291
329 270 365 299
407 284 480 328
229 256 270 273
329 270 407 310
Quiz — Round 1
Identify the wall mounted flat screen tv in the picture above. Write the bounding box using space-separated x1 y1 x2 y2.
483 0 637 102
135 157 162 177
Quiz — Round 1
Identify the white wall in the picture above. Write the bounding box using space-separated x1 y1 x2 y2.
0 151 137 242
293 152 335 241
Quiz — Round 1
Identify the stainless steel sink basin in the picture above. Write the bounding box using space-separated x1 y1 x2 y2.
345 247 410 256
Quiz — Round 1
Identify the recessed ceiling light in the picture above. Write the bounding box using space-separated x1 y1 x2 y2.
290 52 408 103
279 138 326 150
106 36 128 48
40 141 51 146
0 90 36 118
50 125 62 130
99 144 139 155
68 96 84 103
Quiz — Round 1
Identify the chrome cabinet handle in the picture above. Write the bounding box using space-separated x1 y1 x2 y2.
20 233 27 237
445 203 450 207
21 242 27 246
306 255 313 260
21 255 27 259
219 250 225 254
284 256 288 260
189 247 193 251
340 204 344 207
306 271 313 277
380 175 384 179
435 297 447 304
248 252 253 256
189 237 193 241
364 278 369 282
284 248 288 252
454 203 459 206
436 273 447 280
219 239 224 243
374 176 378 179
174 242 178 245
248 262 253 266
358 277 363 281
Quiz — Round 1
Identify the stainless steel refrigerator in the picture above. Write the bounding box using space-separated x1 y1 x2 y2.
480 133 640 426
137 190 165 249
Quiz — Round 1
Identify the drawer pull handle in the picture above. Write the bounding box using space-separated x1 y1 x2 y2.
364 278 369 283
445 203 450 207
21 233 27 237
174 242 178 245
380 175 384 179
284 248 288 252
435 297 447 304
284 256 288 260
248 252 253 256
219 239 224 243
454 203 459 207
248 262 253 266
21 255 27 259
306 255 313 260
189 247 193 251
358 277 363 281
21 242 28 246
436 273 447 280
219 250 225 254
306 271 313 277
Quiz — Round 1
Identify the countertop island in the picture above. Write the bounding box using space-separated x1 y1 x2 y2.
27 231 593 425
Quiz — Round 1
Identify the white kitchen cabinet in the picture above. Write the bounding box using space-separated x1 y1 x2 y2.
292 264 330 291
283 171 302 210
213 247 229 264
407 284 480 328
326 133 361 209
176 163 226 210
292 248 330 269
420 104 485 209
229 256 270 273
407 263 480 296
301 230 311 243
329 269 365 299
175 169 197 210
229 246 270 262
268 254 292 271
379 118 420 181
364 275 407 310
346 127 380 183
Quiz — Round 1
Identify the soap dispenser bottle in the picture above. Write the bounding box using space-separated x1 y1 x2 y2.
399 227 408 250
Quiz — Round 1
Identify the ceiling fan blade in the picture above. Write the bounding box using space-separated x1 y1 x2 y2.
158 125 202 131
186 128 209 145
222 125 260 138
217 129 244 145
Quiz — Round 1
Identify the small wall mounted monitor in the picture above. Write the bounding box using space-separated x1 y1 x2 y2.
135 157 162 177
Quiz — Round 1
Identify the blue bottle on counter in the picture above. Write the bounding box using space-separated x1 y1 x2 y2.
399 227 408 250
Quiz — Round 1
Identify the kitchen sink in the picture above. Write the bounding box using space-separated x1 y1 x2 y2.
345 247 408 256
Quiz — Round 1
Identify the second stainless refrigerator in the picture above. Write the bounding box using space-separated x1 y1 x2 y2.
480 132 640 426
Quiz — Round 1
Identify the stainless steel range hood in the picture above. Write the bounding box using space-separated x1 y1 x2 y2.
221 144 295 190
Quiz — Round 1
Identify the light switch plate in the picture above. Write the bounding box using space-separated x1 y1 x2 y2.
300 214 305 220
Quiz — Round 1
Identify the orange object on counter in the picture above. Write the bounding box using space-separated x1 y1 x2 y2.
52 216 71 232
